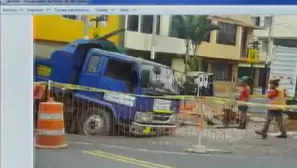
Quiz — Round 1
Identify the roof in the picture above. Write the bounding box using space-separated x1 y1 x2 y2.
64 38 171 69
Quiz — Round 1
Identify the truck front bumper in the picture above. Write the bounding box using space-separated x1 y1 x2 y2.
129 122 177 135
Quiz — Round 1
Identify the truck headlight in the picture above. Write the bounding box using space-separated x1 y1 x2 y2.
134 111 153 122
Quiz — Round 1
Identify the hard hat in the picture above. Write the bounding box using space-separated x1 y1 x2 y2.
239 76 249 83
269 76 280 81
269 77 280 84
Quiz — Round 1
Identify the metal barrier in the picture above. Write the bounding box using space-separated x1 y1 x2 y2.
34 82 297 152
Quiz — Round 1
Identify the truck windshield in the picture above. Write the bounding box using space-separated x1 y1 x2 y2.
140 64 178 94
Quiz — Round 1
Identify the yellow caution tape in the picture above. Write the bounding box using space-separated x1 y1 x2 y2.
33 81 297 110
50 81 190 100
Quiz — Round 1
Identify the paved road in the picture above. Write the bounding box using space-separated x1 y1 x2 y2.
215 92 269 113
36 131 297 168
35 92 296 168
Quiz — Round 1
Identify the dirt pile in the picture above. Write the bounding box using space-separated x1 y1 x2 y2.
284 119 297 132
178 113 200 125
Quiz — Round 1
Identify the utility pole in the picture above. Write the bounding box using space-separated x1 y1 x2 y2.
262 15 274 94
150 15 157 60
82 15 89 39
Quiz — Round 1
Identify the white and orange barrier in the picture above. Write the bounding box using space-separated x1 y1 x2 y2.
35 98 67 149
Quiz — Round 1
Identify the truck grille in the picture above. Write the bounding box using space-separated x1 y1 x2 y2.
152 113 171 121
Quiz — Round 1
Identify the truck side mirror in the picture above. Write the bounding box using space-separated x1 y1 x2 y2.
141 70 150 87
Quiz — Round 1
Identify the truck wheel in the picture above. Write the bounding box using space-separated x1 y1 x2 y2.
78 108 114 136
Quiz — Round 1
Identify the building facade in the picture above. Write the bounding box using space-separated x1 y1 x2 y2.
253 15 297 60
33 15 121 58
245 15 297 90
34 15 258 93
121 15 256 92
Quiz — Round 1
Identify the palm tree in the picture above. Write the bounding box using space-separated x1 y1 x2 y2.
171 15 219 72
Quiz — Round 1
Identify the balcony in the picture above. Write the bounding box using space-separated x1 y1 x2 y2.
123 30 186 54
123 30 246 60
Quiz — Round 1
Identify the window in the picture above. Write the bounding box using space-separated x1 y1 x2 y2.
86 55 101 73
264 16 272 28
140 15 160 34
141 15 153 34
169 16 179 37
261 41 268 52
216 22 237 46
127 15 139 31
202 19 211 42
104 59 134 81
211 63 232 81
62 15 79 20
251 17 261 26
104 59 137 93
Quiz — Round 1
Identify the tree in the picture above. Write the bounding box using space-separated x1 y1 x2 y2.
172 15 219 72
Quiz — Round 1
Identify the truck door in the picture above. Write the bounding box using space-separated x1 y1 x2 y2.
78 52 104 97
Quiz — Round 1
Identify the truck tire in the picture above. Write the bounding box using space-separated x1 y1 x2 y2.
77 107 114 136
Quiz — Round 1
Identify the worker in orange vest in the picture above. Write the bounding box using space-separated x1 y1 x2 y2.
236 76 250 129
255 78 287 139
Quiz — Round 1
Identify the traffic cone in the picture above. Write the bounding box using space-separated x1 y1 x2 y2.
35 98 68 149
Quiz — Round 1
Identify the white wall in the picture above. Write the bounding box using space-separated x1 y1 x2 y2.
254 15 297 38
124 30 186 54
253 15 297 62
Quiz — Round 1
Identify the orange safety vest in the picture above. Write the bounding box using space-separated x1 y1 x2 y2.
268 87 286 110
34 85 46 100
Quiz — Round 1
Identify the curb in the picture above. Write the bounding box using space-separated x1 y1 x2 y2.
184 148 232 154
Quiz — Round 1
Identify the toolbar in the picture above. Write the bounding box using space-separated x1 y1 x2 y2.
1 5 297 15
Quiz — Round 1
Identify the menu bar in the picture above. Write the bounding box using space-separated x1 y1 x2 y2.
1 6 297 15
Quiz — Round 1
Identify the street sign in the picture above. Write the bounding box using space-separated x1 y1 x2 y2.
247 48 258 63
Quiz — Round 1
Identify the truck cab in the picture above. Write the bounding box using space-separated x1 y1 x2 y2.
34 38 180 136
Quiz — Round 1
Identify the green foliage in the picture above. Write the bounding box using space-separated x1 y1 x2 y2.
172 15 219 71
186 56 201 72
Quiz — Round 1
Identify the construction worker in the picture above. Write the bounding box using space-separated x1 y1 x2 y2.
255 78 287 139
236 76 250 129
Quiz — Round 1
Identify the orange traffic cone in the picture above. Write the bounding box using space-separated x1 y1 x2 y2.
35 98 68 149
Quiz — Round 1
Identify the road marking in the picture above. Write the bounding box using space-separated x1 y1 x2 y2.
83 150 173 168
69 141 93 145
100 144 188 155
99 144 276 160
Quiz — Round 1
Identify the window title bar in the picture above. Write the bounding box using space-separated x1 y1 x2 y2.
1 5 297 15
2 0 297 5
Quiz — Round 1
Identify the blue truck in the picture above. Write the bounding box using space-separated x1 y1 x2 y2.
34 30 181 136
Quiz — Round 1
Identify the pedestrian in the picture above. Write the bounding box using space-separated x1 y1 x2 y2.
236 76 250 129
255 78 287 139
